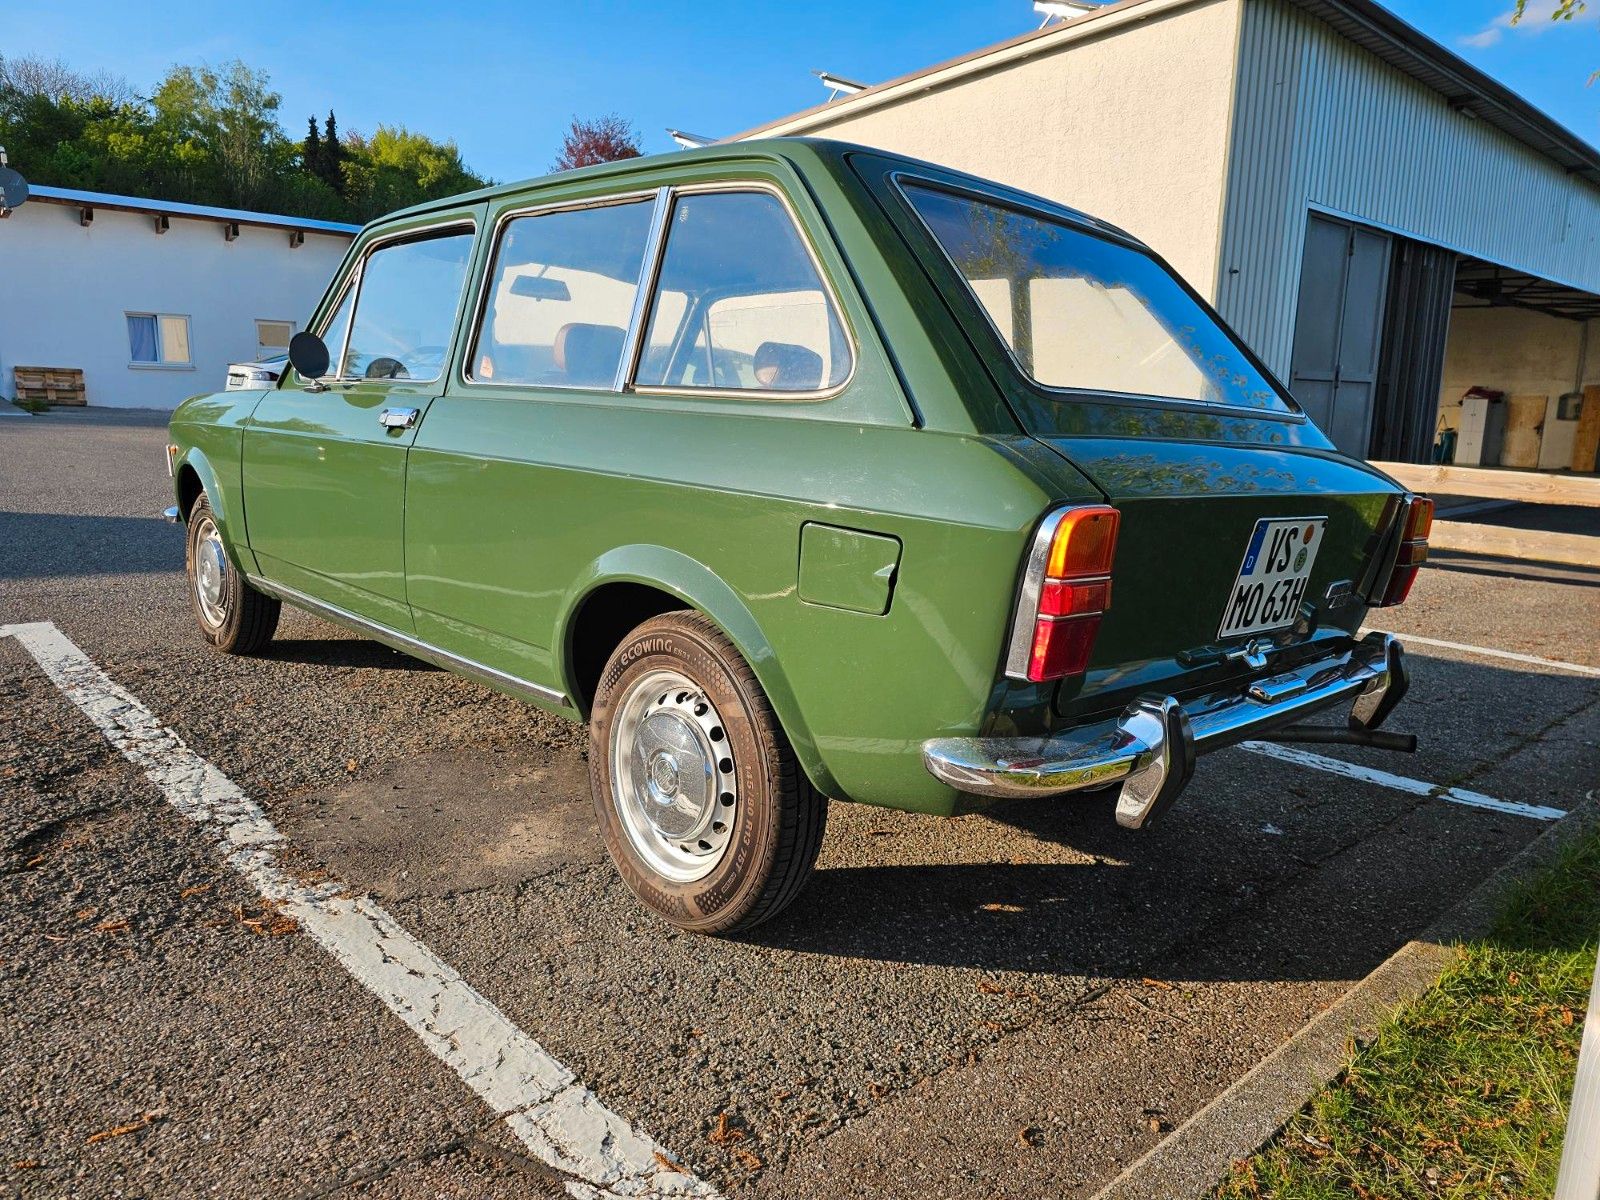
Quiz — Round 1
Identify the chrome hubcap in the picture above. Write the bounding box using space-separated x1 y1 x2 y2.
193 516 229 627
610 668 737 883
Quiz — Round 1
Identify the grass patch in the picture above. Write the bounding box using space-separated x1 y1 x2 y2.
1216 824 1600 1200
11 396 49 413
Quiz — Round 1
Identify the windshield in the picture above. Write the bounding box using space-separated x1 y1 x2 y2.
903 183 1289 413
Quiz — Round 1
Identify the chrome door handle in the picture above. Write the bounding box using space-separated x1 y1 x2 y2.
379 407 419 429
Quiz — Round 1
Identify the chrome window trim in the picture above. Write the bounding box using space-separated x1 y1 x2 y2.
1004 506 1075 681
458 188 665 394
311 217 478 388
614 188 673 391
890 171 1306 424
627 180 859 403
245 573 571 709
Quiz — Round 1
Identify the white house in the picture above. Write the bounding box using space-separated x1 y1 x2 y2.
736 0 1600 471
0 185 357 410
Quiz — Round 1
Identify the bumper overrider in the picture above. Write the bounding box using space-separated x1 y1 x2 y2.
923 632 1409 830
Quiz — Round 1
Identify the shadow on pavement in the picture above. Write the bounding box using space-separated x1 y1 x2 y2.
0 511 182 578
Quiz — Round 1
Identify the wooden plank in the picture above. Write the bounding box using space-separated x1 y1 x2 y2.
1574 385 1600 474
1370 461 1600 507
1430 520 1600 568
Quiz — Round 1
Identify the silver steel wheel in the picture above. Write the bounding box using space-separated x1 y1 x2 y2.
192 515 230 628
609 668 738 883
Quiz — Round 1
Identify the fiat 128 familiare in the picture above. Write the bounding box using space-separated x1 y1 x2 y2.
164 139 1431 934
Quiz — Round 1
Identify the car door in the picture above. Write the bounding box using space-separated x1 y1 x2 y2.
404 190 663 686
242 213 479 631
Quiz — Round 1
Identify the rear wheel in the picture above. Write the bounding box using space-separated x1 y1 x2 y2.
185 493 279 655
589 611 826 934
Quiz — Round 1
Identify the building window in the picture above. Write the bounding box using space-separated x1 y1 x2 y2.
126 313 193 367
255 320 294 359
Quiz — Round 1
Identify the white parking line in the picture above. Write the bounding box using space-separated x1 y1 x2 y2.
1239 741 1566 822
1366 629 1600 679
0 621 715 1200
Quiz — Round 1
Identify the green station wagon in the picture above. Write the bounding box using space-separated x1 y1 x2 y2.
164 139 1433 934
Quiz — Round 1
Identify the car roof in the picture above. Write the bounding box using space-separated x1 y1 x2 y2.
370 137 1136 248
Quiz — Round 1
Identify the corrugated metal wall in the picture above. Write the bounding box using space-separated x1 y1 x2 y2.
1215 0 1600 378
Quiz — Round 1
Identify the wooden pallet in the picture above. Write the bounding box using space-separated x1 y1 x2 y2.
14 366 86 406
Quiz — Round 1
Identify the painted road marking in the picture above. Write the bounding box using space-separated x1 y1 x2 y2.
1239 741 1566 822
1366 629 1600 679
0 621 714 1200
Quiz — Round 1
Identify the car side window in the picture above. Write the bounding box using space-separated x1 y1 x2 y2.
312 285 355 379
634 191 850 394
341 228 474 383
470 200 655 389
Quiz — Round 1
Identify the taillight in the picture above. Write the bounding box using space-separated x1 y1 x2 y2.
1005 505 1121 683
1376 496 1433 607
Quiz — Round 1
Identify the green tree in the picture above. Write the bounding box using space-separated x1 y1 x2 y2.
341 125 488 221
0 54 488 222
151 60 286 210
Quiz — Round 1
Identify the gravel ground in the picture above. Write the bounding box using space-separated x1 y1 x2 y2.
2 408 1596 1199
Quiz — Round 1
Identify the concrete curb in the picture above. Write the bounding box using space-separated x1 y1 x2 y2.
1092 790 1600 1200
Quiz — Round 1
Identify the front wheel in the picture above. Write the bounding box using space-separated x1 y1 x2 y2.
185 493 280 655
589 611 827 934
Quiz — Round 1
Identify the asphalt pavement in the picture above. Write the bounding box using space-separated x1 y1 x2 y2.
2 408 1597 1199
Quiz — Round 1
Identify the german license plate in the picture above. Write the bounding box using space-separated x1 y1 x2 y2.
1219 516 1327 639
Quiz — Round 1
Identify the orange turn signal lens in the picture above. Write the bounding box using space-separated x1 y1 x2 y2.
1045 507 1121 579
1403 496 1434 542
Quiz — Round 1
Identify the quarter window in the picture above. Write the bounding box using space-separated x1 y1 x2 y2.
470 200 654 388
341 228 474 383
903 183 1288 412
635 191 850 394
126 313 192 366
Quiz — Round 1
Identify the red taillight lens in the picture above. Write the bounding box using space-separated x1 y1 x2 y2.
1010 506 1121 684
1038 578 1113 618
1377 496 1433 607
1029 614 1102 680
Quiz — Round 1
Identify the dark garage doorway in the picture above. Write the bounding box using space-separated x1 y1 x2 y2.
1289 214 1392 456
1289 212 1458 462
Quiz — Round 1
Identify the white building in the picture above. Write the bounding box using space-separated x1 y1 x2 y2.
737 0 1600 471
0 185 356 410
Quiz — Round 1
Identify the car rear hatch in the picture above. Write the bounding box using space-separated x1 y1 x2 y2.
851 154 1408 721
1032 432 1400 719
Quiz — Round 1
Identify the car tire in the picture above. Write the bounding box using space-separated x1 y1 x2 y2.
186 492 280 655
589 610 827 934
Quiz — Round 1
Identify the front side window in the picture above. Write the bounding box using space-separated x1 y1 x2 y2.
470 200 654 388
126 313 192 366
635 191 850 394
341 228 474 383
904 183 1288 412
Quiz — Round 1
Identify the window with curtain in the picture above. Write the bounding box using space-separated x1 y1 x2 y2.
125 313 193 366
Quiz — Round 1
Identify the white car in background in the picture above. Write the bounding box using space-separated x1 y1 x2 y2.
225 354 288 391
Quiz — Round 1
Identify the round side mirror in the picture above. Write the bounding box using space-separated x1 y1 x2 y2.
288 331 330 381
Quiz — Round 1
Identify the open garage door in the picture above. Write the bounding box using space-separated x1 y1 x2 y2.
1289 215 1393 456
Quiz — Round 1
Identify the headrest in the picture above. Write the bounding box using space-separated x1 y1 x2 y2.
753 341 825 391
553 323 626 387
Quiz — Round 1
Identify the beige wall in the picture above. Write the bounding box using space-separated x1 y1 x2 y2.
1439 308 1596 411
742 0 1243 299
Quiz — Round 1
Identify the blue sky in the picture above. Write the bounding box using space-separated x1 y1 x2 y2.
5 0 1599 183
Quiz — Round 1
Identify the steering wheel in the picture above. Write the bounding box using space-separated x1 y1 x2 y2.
364 357 409 380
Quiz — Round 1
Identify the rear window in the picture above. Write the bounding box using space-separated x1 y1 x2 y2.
903 183 1289 413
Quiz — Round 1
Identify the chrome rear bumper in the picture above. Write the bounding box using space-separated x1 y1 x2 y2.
922 632 1408 829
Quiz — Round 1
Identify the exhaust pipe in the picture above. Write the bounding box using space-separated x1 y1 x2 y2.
1256 724 1418 753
